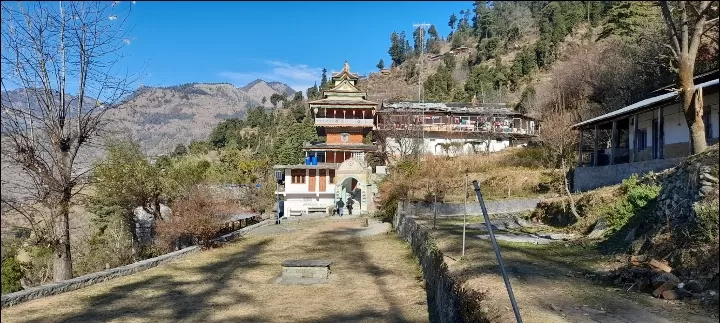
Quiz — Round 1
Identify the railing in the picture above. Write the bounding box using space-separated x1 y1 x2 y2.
376 123 536 135
315 117 374 126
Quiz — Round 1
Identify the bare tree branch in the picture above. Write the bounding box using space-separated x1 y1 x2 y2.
1 0 137 281
660 1 683 56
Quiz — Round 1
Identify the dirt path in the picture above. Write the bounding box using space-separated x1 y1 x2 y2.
419 217 718 323
1 217 428 323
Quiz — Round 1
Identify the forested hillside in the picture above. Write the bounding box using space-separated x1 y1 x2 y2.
363 1 718 121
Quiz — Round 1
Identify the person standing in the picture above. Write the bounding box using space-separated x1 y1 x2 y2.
346 197 354 215
335 198 345 217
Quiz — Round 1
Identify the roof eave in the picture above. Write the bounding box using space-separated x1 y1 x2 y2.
572 78 719 129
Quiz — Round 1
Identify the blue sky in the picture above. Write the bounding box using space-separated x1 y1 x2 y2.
121 1 474 92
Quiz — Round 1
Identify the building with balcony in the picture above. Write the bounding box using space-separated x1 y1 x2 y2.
377 102 538 157
273 61 380 217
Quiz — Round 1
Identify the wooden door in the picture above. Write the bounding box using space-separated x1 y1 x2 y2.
308 169 316 192
319 169 327 192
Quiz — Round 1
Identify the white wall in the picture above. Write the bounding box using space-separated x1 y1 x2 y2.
384 136 512 157
277 168 338 215
282 194 335 215
628 93 720 151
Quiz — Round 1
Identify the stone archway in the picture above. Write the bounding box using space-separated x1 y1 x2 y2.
334 158 370 213
337 176 361 210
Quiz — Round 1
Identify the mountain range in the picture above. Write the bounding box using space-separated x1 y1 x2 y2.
2 79 297 156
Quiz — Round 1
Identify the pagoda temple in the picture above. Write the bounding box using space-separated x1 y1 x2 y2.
274 61 379 217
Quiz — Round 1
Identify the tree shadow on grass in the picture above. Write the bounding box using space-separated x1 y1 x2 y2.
25 239 272 323
304 226 421 323
297 309 392 323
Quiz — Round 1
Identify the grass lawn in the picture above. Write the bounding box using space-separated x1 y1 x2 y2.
1 217 429 323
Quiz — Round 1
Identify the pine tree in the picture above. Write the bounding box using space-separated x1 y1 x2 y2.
427 25 439 40
597 1 660 40
388 32 405 67
306 82 320 100
448 13 457 32
451 32 463 49
320 68 328 89
376 58 385 70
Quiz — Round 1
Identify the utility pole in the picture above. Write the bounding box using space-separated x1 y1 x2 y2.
413 23 430 103
414 23 430 161
462 170 468 256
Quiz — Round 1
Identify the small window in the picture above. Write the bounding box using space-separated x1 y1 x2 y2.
291 169 305 184
636 129 647 151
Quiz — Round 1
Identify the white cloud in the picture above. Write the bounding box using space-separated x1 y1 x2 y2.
219 61 322 92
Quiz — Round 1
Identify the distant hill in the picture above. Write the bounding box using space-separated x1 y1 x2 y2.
2 79 297 157
106 80 295 155
240 79 296 108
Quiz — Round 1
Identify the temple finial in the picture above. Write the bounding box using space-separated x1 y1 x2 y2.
343 60 350 73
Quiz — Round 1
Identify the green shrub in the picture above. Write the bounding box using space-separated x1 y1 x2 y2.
1 241 26 295
1 256 25 294
506 146 546 168
604 174 661 229
692 199 720 244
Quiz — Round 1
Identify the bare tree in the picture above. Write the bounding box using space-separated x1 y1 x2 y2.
377 110 424 163
1 1 136 281
538 89 581 219
658 1 719 154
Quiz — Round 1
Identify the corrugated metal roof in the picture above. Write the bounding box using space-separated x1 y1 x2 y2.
650 69 719 94
381 102 518 116
572 79 719 129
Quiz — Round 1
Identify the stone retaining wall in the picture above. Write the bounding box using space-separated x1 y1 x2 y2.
573 158 683 192
403 197 540 216
394 203 485 323
1 218 273 308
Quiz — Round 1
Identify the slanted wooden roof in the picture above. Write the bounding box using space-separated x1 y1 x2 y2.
307 98 379 106
323 79 362 93
331 61 359 81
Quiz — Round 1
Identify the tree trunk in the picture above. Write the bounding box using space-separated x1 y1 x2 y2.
127 211 139 259
679 58 707 154
52 191 73 281
561 159 580 220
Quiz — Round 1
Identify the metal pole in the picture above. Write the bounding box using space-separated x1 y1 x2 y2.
414 22 430 161
472 180 523 323
433 185 437 229
413 23 430 103
462 171 467 257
